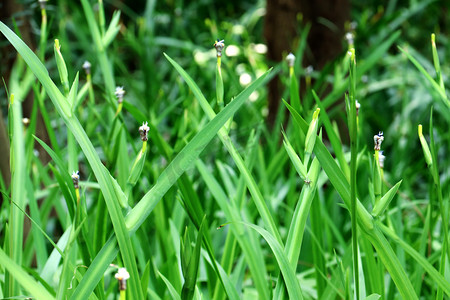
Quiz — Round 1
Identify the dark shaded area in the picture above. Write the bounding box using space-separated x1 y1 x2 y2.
0 0 51 192
264 0 350 127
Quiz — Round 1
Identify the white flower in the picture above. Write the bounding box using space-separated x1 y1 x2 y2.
214 39 225 57
115 268 130 291
71 171 80 189
115 86 125 103
139 122 150 141
286 53 295 67
374 131 384 151
82 61 91 74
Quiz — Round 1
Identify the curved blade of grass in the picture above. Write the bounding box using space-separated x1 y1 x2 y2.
0 247 55 300
371 180 402 217
313 90 350 180
240 222 303 300
200 247 241 300
164 53 281 243
196 160 269 299
126 60 272 232
158 271 182 300
0 21 143 300
312 139 418 299
379 223 450 296
70 63 270 300
321 31 401 110
286 104 418 299
398 46 449 108
274 157 321 299
8 82 27 297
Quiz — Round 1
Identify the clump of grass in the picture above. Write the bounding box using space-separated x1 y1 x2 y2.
0 1 449 300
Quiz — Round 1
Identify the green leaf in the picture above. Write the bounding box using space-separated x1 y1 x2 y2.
241 222 304 300
0 247 56 300
398 46 449 108
102 10 121 48
68 72 79 110
371 180 402 217
158 271 182 300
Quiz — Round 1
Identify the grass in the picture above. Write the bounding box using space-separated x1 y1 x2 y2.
0 1 449 299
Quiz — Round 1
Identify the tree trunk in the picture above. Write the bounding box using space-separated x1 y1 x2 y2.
0 0 51 193
264 0 350 126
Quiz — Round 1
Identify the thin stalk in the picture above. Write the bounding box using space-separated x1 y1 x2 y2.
8 92 26 297
38 0 48 61
348 48 359 300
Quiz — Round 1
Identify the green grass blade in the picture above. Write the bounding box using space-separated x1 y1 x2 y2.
371 180 402 217
241 222 303 300
71 65 269 299
348 49 359 299
126 62 272 233
8 90 27 297
379 223 450 296
313 90 350 180
164 53 281 243
158 271 182 300
398 46 449 108
0 21 144 300
0 247 56 300
196 160 269 299
288 114 418 298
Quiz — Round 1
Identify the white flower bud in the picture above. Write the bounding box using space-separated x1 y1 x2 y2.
115 86 125 103
286 53 295 68
214 39 225 57
374 131 384 151
139 122 150 141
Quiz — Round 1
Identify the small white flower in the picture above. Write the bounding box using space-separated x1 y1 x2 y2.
214 39 225 57
305 65 314 76
115 268 130 291
115 86 125 103
71 171 80 189
38 0 48 10
374 131 384 151
82 61 91 74
286 53 295 67
355 100 360 116
139 122 150 141
345 32 354 44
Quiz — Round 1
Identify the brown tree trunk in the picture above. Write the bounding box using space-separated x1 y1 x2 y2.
264 0 350 126
0 0 51 192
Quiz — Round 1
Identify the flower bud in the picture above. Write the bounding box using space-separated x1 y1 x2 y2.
305 108 320 157
214 39 225 57
115 86 125 104
345 32 354 45
82 61 91 75
418 125 432 166
378 151 385 168
139 122 150 141
286 53 295 68
114 268 130 291
373 131 384 151
71 171 80 189
305 65 314 76
38 0 48 10
355 100 360 116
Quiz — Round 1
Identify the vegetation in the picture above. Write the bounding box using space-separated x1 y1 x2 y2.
0 1 448 299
